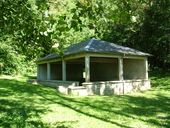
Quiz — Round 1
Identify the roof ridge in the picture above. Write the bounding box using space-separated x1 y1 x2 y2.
84 38 94 50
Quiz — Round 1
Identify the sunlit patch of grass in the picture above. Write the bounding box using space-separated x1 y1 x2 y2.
0 72 170 128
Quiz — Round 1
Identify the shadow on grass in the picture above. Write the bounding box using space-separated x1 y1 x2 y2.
0 79 71 128
0 72 170 128
0 79 49 128
0 79 132 128
38 93 132 128
0 99 46 128
43 92 170 128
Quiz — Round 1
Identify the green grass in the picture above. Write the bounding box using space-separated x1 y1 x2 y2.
0 72 170 128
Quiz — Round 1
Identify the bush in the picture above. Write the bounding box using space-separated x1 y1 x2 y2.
0 36 36 75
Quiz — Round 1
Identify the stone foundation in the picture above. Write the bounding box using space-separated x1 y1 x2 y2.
36 79 150 96
38 80 79 94
68 86 88 96
82 79 150 95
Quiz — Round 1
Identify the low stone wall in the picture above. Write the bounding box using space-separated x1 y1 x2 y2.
38 80 79 94
36 79 150 96
82 79 151 95
68 86 88 96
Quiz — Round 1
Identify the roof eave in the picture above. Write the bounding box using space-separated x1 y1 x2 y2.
36 56 62 64
64 51 150 58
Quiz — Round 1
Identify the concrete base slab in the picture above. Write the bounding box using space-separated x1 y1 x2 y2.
36 79 150 96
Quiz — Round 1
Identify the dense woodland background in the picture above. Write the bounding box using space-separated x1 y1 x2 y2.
0 0 169 75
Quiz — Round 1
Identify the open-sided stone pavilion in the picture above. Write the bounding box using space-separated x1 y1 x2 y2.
36 38 151 95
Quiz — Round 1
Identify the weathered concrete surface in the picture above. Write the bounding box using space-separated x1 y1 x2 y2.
36 79 150 96
68 86 88 96
38 80 79 94
39 80 88 96
83 79 151 95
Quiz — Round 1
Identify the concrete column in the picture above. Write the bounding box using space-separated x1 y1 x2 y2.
145 58 148 79
85 56 90 82
118 57 123 81
62 60 66 81
47 63 51 80
37 64 40 80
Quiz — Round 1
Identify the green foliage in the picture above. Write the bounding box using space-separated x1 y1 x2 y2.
0 0 53 58
0 36 36 75
0 36 23 74
133 0 170 68
0 0 169 74
0 0 51 74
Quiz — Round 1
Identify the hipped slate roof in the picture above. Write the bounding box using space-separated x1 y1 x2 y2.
37 38 150 62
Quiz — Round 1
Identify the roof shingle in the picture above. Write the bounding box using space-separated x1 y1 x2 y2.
37 38 150 62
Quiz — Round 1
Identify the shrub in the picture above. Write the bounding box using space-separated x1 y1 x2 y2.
0 36 36 75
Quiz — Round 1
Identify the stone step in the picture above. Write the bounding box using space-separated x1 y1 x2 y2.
68 86 88 96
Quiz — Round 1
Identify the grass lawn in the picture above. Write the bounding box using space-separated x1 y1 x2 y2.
0 72 170 128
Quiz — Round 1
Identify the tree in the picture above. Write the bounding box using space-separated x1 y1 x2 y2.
134 0 170 69
0 0 169 74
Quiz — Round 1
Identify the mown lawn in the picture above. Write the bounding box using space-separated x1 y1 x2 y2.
0 72 170 128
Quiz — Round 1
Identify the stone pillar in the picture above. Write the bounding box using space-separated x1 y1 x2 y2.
47 63 51 80
85 56 90 82
118 57 123 81
62 60 66 81
37 64 40 80
145 58 148 79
